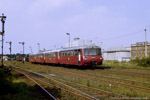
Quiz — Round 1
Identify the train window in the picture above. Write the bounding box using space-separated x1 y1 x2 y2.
84 49 88 56
46 53 49 57
65 52 67 56
67 51 70 56
70 51 73 56
89 49 96 55
61 50 78 56
61 52 63 56
61 52 66 56
52 53 55 57
37 54 42 58
45 52 56 57
74 50 78 56
54 53 56 57
97 49 101 55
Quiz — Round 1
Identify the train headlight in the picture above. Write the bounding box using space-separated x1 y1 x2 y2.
100 58 103 60
84 57 87 60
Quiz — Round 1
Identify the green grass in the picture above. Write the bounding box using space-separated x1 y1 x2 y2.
0 68 39 100
102 59 150 68
51 73 150 98
4 61 150 99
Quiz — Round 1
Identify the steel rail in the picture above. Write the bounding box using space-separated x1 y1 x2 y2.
30 76 95 100
68 70 150 87
99 69 150 78
110 69 150 75
46 68 150 92
52 76 126 97
45 67 150 87
13 69 57 100
12 66 98 100
10 65 150 97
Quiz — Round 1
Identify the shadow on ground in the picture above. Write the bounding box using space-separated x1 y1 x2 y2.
46 64 112 70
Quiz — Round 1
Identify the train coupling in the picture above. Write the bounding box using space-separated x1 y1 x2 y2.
91 61 97 65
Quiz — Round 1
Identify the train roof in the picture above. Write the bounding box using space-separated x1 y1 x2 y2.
43 49 60 54
59 45 101 51
34 45 101 54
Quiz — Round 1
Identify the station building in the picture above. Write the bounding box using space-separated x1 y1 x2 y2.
131 42 150 59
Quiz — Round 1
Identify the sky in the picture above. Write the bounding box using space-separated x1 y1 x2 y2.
0 0 150 54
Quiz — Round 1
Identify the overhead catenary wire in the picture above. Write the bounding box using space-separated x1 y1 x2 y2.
98 29 144 41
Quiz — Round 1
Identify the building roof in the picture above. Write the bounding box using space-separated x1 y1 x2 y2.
131 41 150 46
103 46 131 53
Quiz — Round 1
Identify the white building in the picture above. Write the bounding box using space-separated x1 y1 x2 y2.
103 46 131 61
3 56 8 61
65 38 96 47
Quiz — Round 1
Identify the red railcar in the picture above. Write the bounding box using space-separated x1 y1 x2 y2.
44 50 60 64
36 53 45 64
16 56 23 61
60 46 103 66
29 46 103 66
29 54 36 63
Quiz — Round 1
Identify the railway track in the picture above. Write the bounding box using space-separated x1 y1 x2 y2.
6 63 150 98
11 66 99 100
72 70 150 88
41 67 150 93
12 69 57 100
50 76 126 98
115 67 150 71
98 69 150 78
11 66 127 99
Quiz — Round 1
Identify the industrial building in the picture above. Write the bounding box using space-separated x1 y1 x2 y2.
103 46 131 61
131 42 150 59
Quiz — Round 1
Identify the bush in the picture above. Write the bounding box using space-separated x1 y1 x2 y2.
113 60 120 63
130 57 150 67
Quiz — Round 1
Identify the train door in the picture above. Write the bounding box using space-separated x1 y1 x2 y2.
57 52 60 64
78 49 81 65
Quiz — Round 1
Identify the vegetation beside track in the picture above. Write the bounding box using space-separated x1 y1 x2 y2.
101 60 150 73
0 67 40 100
102 58 150 68
4 61 150 99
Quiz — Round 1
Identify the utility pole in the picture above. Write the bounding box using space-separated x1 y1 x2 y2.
144 29 147 58
37 43 40 52
6 41 12 61
0 13 6 67
19 42 25 63
66 33 70 47
30 46 33 54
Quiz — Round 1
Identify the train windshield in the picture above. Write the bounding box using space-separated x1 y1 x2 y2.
84 48 101 56
97 49 101 55
84 49 88 56
89 49 96 55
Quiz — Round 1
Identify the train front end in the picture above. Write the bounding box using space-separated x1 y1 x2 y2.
82 47 103 66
